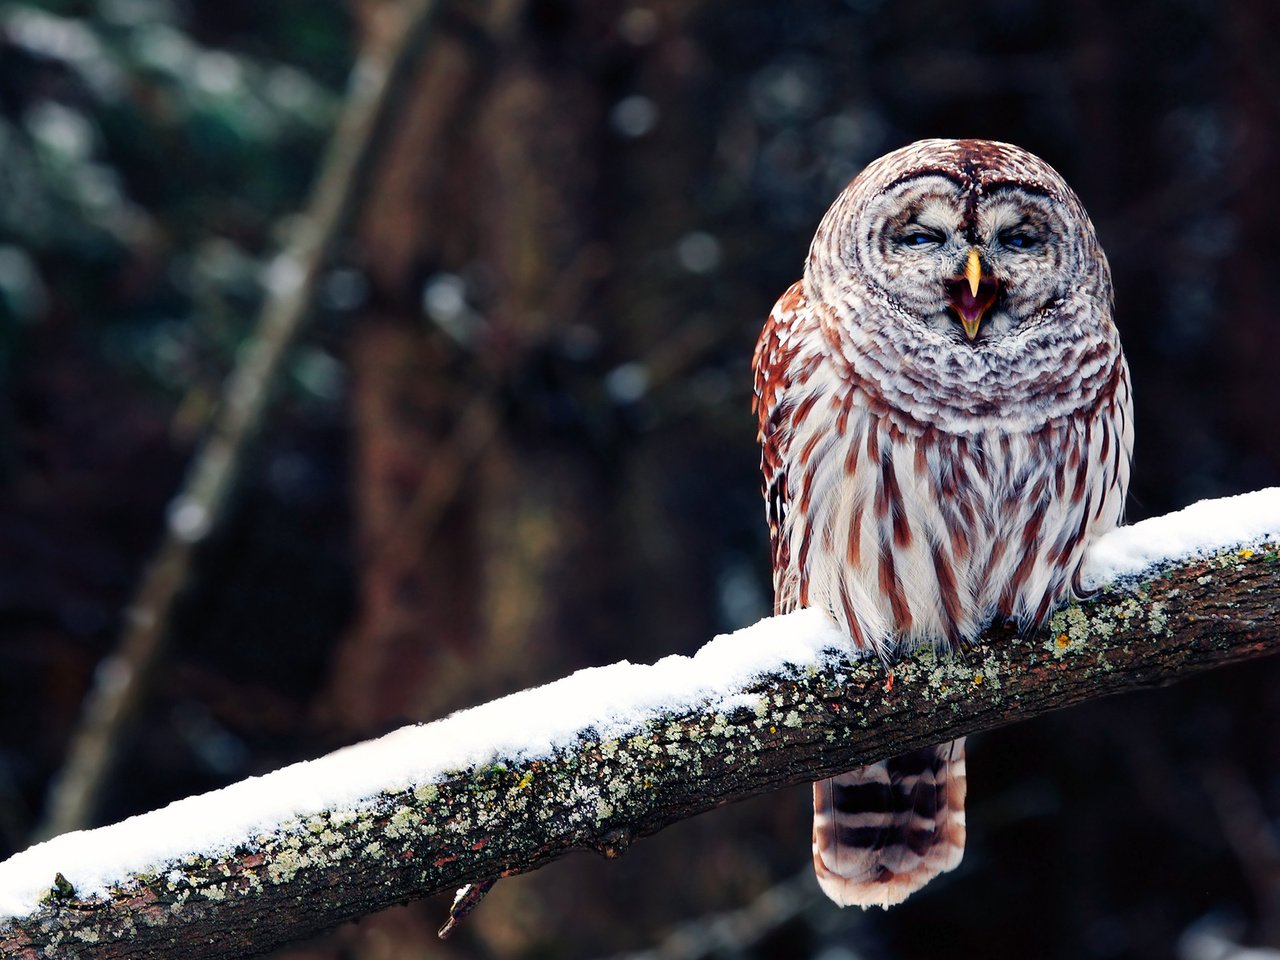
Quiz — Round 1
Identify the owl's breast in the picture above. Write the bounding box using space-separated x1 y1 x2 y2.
819 296 1124 437
778 356 1131 656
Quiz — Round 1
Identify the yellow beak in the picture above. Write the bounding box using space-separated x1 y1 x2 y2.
944 248 999 341
964 248 982 299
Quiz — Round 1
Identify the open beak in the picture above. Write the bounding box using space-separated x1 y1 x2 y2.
944 248 999 341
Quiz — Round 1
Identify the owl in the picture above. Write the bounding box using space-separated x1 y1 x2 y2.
753 139 1133 907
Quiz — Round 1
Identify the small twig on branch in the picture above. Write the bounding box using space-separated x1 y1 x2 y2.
1 522 1278 960
35 0 449 842
437 877 497 939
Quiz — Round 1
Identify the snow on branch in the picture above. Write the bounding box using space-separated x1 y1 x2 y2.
3 490 1280 960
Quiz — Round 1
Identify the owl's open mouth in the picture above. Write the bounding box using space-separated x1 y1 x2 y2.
944 250 1000 340
944 277 1000 339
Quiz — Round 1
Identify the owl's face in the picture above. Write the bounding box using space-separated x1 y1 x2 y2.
808 139 1110 351
866 174 1084 343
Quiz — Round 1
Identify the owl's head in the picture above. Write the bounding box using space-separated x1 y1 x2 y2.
808 139 1111 347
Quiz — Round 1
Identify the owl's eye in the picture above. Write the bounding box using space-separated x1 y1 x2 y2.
898 229 943 247
999 230 1039 250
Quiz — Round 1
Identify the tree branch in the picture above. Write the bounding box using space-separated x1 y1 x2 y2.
2 530 1278 960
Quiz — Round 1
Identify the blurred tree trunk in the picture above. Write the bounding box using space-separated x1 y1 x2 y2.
1225 0 1280 494
322 0 631 728
305 3 764 956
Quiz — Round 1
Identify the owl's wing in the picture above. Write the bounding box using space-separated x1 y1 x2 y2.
752 280 814 612
1070 351 1136 598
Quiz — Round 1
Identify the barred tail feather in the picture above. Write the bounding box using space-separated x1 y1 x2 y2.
811 738 967 908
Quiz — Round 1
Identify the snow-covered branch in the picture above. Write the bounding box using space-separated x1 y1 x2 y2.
2 490 1279 960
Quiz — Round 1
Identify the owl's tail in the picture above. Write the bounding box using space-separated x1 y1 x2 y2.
811 738 967 908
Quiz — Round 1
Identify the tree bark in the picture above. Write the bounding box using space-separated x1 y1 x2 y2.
3 538 1278 960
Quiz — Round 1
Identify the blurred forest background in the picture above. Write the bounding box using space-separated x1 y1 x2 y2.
2 0 1280 958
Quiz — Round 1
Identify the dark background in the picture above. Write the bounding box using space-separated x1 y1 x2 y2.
2 1 1279 958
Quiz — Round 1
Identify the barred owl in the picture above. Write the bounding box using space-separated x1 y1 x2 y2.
753 139 1133 907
